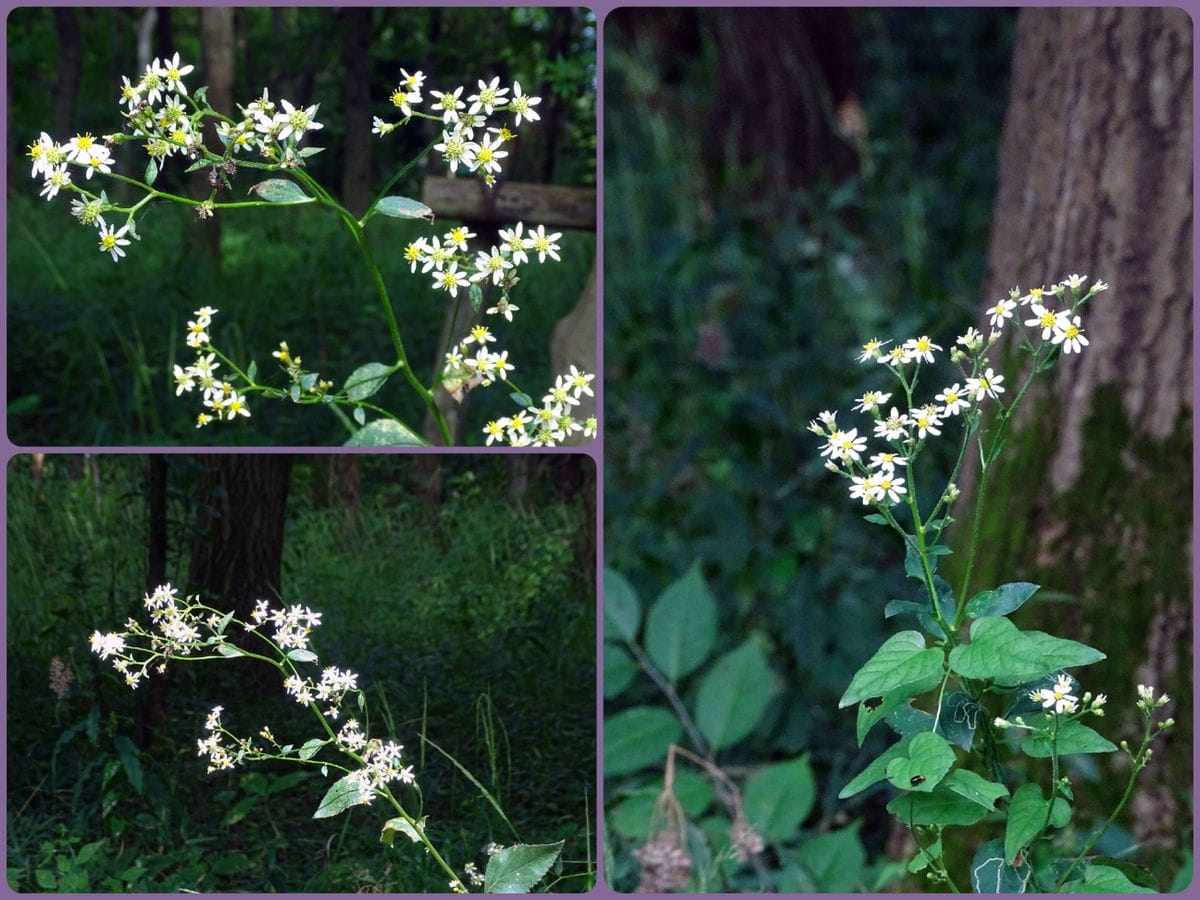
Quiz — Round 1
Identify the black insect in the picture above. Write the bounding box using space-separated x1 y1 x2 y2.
910 774 926 786
864 696 883 711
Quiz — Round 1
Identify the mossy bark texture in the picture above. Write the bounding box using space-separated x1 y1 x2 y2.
969 7 1191 861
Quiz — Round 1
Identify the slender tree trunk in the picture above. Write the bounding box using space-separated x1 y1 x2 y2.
52 9 81 140
970 6 1191 857
190 8 235 263
340 8 374 216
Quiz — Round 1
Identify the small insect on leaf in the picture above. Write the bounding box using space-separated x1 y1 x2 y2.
910 774 926 786
864 696 884 712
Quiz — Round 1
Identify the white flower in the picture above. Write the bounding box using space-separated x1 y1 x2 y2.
985 298 1016 330
869 452 906 473
89 630 126 659
1051 315 1088 354
910 408 942 439
527 224 561 263
936 384 970 416
508 81 541 126
372 116 396 137
431 86 465 123
568 365 595 398
470 134 508 175
468 76 509 115
97 223 131 262
849 475 877 505
275 99 323 142
39 165 71 200
1025 303 1066 340
875 474 907 503
858 338 889 363
903 335 942 364
854 390 891 414
874 407 909 441
434 130 474 173
956 327 983 350
433 263 470 297
965 368 1005 401
160 52 195 95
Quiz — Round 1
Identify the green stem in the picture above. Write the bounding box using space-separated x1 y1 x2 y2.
361 139 438 225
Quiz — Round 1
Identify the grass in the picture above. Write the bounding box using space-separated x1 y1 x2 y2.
6 455 595 892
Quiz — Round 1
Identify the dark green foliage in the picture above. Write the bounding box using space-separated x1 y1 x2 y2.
603 7 1027 890
7 456 595 892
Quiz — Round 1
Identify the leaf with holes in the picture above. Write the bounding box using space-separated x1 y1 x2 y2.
248 179 313 204
839 630 944 708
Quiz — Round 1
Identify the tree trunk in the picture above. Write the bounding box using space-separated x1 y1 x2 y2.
190 8 235 263
51 9 81 140
612 8 862 205
187 455 293 621
340 8 374 216
972 6 1191 858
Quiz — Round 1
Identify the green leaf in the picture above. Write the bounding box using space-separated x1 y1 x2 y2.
795 826 866 893
312 773 367 819
289 384 302 403
905 540 951 579
1005 783 1069 865
248 178 313 204
1021 719 1117 757
300 372 319 391
838 630 945 708
145 158 158 186
380 816 427 847
643 561 717 681
298 146 325 157
297 739 326 761
510 391 533 407
908 835 943 874
1061 864 1156 893
857 686 914 746
695 636 778 749
222 794 259 826
742 756 816 843
970 838 1033 893
372 195 434 221
343 362 392 401
948 617 1105 685
603 569 641 642
887 788 992 826
885 701 935 736
264 771 311 795
838 734 916 799
1085 858 1159 891
883 732 955 792
483 841 564 893
287 648 318 663
246 360 258 383
113 735 144 794
603 642 637 698
215 643 245 657
604 706 681 776
863 513 890 526
353 406 367 426
345 419 425 446
469 283 484 313
939 691 981 751
884 577 955 637
965 582 1040 619
941 768 1008 809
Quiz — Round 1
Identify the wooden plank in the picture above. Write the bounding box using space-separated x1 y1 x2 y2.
421 176 595 230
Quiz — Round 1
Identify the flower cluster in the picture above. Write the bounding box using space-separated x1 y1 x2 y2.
172 307 253 427
374 70 541 186
480 366 597 447
813 275 1107 507
347 737 417 797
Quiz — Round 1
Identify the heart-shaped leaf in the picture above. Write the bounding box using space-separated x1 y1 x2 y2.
970 838 1033 893
884 731 955 792
838 734 916 799
839 631 945 709
1020 719 1117 757
949 617 1104 685
941 768 1008 809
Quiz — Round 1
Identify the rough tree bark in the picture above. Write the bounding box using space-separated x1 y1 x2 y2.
191 8 235 262
187 455 293 623
51 9 81 140
971 6 1191 857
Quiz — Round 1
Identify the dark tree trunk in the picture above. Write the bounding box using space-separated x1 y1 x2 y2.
189 8 235 263
972 6 1191 860
612 8 862 205
340 8 374 216
326 455 362 515
187 455 293 622
52 9 81 140
137 455 169 748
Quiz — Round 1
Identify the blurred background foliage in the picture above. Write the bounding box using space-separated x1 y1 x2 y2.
7 454 595 892
7 7 595 445
603 7 1190 892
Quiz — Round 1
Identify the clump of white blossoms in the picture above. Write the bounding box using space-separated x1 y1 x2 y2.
89 584 415 806
29 54 590 447
374 70 540 187
812 274 1108 507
